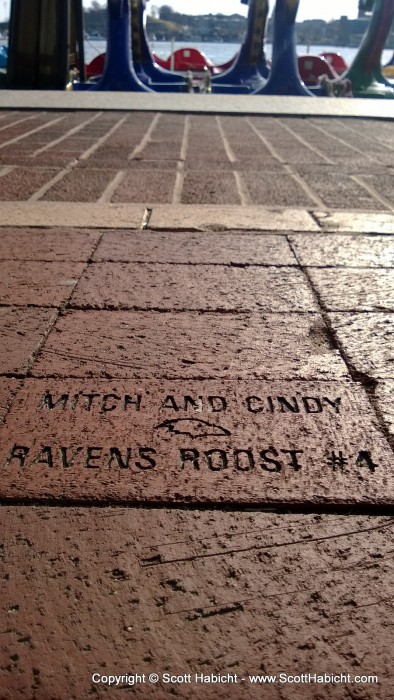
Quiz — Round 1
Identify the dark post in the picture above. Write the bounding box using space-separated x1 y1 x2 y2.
7 0 79 89
255 0 312 95
70 0 86 82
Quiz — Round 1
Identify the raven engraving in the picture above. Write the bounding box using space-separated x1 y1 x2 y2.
155 418 231 439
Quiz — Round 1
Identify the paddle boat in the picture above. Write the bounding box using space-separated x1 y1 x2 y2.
151 47 236 76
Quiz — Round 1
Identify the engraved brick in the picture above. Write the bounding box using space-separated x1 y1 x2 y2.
0 261 85 306
31 311 349 380
0 307 56 375
0 378 20 421
289 234 394 267
71 264 317 312
0 228 101 262
374 381 394 438
0 379 390 505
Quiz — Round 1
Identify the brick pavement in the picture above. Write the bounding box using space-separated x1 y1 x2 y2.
0 108 394 699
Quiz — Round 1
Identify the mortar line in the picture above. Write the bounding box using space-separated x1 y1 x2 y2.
98 170 127 203
216 115 237 163
0 115 65 151
276 118 335 164
287 234 394 454
128 113 162 160
63 229 107 309
28 167 71 201
179 114 191 163
234 171 252 206
0 165 16 178
308 118 379 161
172 171 186 205
79 115 128 161
328 119 394 155
245 118 286 163
350 174 394 213
32 112 103 156
23 310 62 378
172 115 190 204
1 497 394 515
284 163 328 209
0 376 26 426
0 114 38 134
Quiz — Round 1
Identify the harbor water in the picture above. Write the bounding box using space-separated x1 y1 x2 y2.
1 37 393 69
82 39 394 67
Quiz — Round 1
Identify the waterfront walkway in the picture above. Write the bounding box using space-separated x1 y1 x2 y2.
0 97 394 699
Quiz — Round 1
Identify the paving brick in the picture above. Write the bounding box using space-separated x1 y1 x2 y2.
329 313 394 379
181 172 241 205
41 169 116 202
219 118 281 164
148 205 319 231
374 381 394 438
78 146 132 168
111 170 177 203
0 261 85 306
137 141 182 160
309 268 394 311
8 154 79 168
0 378 21 421
183 158 237 171
280 121 363 162
265 145 329 166
0 167 59 200
314 211 394 234
293 161 387 175
1 508 392 699
294 170 385 210
128 158 179 170
235 159 286 172
31 310 349 380
186 144 229 157
0 307 56 375
247 121 328 165
0 202 145 228
71 263 317 312
309 118 391 158
0 378 390 505
0 227 101 262
240 172 316 207
359 173 394 207
92 231 297 265
289 234 394 267
0 115 58 145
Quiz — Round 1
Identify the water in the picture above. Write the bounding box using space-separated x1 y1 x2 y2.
2 37 393 69
83 38 394 67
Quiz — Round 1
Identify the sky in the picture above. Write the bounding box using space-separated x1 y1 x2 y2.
149 1 360 22
1 0 360 24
